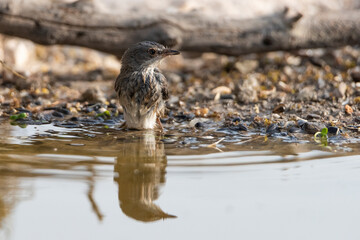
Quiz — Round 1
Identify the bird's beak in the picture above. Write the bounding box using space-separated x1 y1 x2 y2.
162 49 180 56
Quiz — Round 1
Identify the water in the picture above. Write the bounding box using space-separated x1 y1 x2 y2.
1 122 360 240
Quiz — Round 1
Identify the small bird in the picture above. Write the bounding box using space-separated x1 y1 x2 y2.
115 41 180 130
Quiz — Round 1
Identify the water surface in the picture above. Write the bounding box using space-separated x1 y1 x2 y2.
1 122 360 240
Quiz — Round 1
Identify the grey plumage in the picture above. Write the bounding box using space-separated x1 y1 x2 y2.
115 41 180 129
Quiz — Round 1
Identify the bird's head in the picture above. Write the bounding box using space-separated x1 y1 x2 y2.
121 41 180 70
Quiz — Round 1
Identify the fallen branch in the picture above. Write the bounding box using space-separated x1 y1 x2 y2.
0 0 359 56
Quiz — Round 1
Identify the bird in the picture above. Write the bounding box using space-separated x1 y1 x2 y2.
114 41 180 130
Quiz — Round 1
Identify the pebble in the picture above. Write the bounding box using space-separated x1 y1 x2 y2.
70 117 79 121
232 117 241 123
296 86 317 101
297 119 307 128
266 123 279 135
345 104 353 115
108 103 117 108
69 143 85 146
272 114 281 120
15 108 31 113
52 111 64 118
272 104 285 113
81 87 105 103
79 119 100 125
288 127 302 133
175 112 195 121
350 69 360 82
355 116 360 123
338 82 347 98
302 122 326 134
161 138 177 144
328 126 341 135
195 122 205 129
220 94 235 100
57 108 71 115
237 124 248 131
306 114 321 120
31 99 41 106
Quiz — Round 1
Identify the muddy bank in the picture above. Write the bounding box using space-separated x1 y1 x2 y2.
0 45 359 144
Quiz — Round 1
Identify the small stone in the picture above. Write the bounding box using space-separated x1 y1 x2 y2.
232 117 241 123
296 86 317 101
350 69 360 82
286 55 301 66
81 87 105 103
80 119 100 125
15 108 31 113
108 103 117 108
345 104 353 115
52 111 64 118
354 97 360 104
272 114 280 120
266 123 279 135
69 143 85 146
161 138 177 144
195 122 204 129
306 114 321 120
237 124 248 131
220 94 235 100
272 104 285 113
338 82 347 98
189 118 207 127
34 100 42 106
288 127 302 133
317 78 326 89
211 86 231 95
355 116 360 123
194 108 209 117
302 122 326 134
328 126 341 135
235 60 258 74
297 119 307 127
175 112 195 121
234 75 259 103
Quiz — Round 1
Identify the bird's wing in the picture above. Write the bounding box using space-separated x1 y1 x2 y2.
114 74 122 96
154 69 169 100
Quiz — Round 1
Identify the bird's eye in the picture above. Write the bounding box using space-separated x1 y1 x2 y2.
148 48 156 56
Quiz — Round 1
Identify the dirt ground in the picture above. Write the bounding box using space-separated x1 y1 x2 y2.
0 37 359 143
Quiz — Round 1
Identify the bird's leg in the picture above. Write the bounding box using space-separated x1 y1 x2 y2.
119 121 127 129
156 117 163 132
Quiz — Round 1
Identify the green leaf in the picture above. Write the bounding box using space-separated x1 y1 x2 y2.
10 112 28 120
96 110 111 119
10 115 18 120
321 128 328 137
18 112 27 119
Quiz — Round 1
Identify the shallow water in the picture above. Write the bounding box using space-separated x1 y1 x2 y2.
1 122 360 240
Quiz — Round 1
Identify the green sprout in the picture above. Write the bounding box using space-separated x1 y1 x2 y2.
314 127 329 147
10 112 28 120
96 110 111 119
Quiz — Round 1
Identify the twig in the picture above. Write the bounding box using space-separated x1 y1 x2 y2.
0 60 27 79
207 137 225 152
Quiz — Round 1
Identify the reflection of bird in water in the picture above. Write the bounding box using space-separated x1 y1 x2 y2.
114 132 176 222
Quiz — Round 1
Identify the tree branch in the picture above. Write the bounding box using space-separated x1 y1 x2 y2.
0 0 359 56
